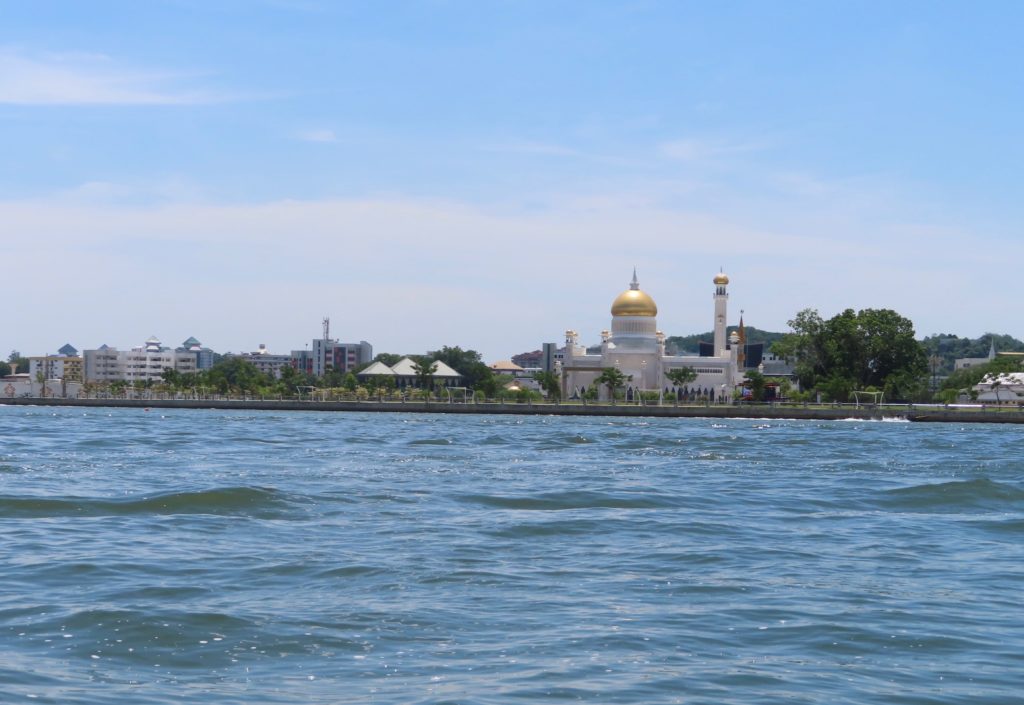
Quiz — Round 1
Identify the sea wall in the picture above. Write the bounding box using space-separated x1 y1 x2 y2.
7 396 1024 423
0 396 895 421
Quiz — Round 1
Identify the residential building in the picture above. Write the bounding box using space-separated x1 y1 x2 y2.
178 336 215 370
83 336 197 383
228 344 293 378
28 343 84 382
302 337 373 377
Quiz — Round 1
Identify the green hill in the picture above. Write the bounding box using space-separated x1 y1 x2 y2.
920 333 1024 375
665 326 786 355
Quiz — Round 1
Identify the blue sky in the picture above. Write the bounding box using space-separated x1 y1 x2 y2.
2 1 1022 360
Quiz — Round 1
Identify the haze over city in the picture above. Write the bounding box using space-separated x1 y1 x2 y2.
3 1 1021 361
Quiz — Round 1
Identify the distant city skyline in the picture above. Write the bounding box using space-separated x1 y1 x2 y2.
3 2 1022 361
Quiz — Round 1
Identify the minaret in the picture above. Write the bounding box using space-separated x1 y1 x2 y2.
737 311 746 368
713 270 729 356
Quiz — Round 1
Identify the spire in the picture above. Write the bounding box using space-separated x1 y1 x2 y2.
737 310 747 367
630 267 639 290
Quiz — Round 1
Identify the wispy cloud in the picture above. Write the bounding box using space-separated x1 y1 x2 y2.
294 128 338 143
2 188 1005 357
0 49 226 105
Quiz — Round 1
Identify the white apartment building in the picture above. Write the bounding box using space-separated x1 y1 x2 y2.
84 336 197 383
227 344 293 379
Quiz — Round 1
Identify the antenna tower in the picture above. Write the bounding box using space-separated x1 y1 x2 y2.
322 317 330 341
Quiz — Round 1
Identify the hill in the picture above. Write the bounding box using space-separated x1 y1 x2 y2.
665 326 786 355
920 333 1024 375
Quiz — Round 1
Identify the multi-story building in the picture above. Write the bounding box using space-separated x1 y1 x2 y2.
28 344 84 382
178 336 215 370
331 341 373 373
512 344 563 373
290 348 314 376
83 336 197 383
296 338 373 377
84 345 121 382
227 344 293 379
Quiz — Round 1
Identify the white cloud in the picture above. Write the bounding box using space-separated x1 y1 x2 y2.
1 189 1016 359
0 49 224 105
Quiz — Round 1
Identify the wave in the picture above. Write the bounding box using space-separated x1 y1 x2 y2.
0 486 293 519
840 416 910 423
879 478 1024 511
457 489 684 511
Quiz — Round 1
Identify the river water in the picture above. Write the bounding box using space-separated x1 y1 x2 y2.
1 406 1022 704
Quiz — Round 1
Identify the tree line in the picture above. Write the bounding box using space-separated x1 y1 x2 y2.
10 313 1023 404
769 307 1024 403
78 345 552 401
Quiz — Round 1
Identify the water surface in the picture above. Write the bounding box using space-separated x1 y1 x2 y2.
1 407 1021 704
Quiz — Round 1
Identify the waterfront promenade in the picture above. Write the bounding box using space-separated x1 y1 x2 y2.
5 395 1024 423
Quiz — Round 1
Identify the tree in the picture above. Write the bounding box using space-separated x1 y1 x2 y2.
772 308 827 390
411 357 438 389
342 372 358 392
321 369 346 389
476 371 501 398
428 346 493 390
920 332 1024 376
7 350 29 374
429 346 481 373
0 361 10 377
373 352 403 367
664 366 697 389
991 378 1003 404
162 367 182 389
744 369 767 401
595 367 630 400
773 307 927 402
533 370 560 399
204 357 269 395
937 355 1021 399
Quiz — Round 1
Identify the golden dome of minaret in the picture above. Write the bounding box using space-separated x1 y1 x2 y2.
713 271 729 286
611 269 658 317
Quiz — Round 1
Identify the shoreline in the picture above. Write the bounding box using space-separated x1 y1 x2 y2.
4 396 1024 424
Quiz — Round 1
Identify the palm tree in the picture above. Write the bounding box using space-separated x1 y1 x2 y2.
595 367 631 401
532 370 561 400
664 366 697 390
411 357 438 390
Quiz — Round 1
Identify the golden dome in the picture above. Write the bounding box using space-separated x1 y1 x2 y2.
611 270 658 317
713 271 729 286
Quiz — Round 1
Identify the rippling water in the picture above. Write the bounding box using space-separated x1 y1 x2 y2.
1 406 1022 704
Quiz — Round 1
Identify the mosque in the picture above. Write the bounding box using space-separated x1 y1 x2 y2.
560 270 748 402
